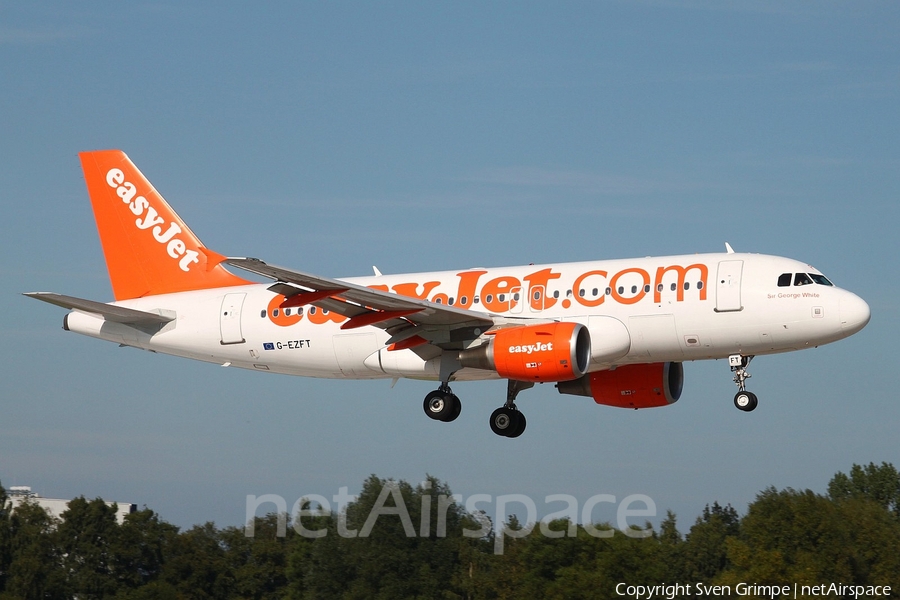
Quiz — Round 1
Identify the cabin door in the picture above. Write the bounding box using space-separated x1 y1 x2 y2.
220 293 247 345
715 261 743 312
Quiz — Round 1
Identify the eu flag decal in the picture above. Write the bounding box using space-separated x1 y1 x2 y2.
263 342 275 351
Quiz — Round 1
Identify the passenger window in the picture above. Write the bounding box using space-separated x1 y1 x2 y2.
285 308 292 316
670 283 677 291
657 284 663 293
592 288 598 296
435 297 443 304
553 290 560 299
794 273 813 286
260 310 266 318
777 273 792 287
485 294 492 303
473 296 480 304
697 281 703 290
684 282 690 291
579 289 585 297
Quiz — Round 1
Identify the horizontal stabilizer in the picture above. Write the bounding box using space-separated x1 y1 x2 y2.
226 257 495 328
24 292 174 325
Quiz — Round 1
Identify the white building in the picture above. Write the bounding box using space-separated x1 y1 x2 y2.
5 486 136 525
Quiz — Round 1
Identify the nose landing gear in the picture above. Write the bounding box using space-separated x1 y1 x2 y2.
733 390 758 411
730 354 758 412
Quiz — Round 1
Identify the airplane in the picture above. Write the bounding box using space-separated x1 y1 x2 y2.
26 150 871 438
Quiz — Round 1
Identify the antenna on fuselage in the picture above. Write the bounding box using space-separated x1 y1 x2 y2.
725 243 735 254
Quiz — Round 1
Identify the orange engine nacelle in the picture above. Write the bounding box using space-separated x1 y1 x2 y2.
556 362 683 409
458 322 591 382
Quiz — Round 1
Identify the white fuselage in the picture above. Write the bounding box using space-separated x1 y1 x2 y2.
63 252 870 382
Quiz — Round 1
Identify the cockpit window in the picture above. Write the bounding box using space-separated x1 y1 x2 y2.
809 273 834 286
780 272 834 287
794 273 813 286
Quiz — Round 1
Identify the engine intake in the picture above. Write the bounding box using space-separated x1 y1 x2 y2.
459 322 590 382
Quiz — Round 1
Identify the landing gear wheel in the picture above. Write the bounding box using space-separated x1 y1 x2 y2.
424 390 459 422
507 411 526 438
490 407 515 436
444 394 462 422
490 407 526 437
733 391 758 412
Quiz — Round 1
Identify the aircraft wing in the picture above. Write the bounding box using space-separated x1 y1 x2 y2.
24 292 174 325
226 258 497 349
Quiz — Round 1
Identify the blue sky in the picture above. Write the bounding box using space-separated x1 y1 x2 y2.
2 1 898 530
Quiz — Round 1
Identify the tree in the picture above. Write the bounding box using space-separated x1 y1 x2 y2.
0 481 10 592
721 487 852 586
720 484 900 590
2 467 896 598
681 502 739 582
220 515 291 599
833 497 900 588
159 522 233 599
5 501 66 599
291 474 477 599
112 508 180 591
656 510 686 581
285 500 329 599
56 497 123 599
828 462 900 518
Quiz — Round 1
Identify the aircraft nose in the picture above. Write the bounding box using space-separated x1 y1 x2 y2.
839 292 871 335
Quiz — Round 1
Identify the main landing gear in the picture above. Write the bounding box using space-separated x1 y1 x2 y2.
730 354 758 412
423 384 461 422
422 379 534 438
424 357 464 423
489 380 533 438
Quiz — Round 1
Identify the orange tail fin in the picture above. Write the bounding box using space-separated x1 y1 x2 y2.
80 150 250 300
